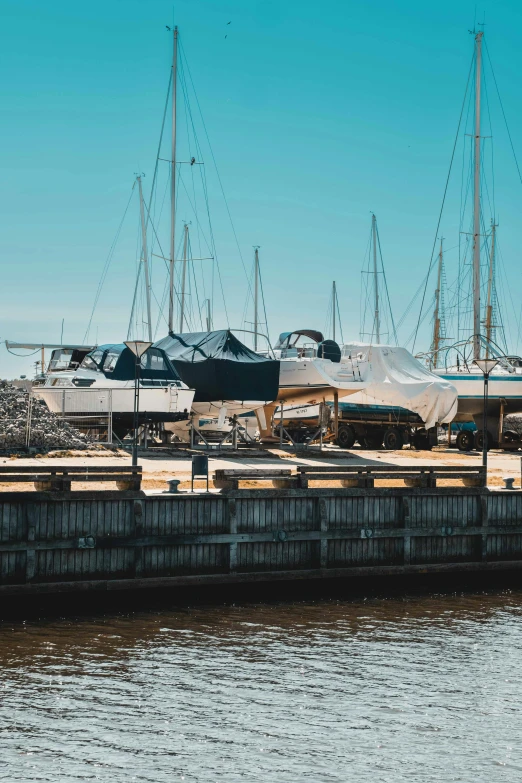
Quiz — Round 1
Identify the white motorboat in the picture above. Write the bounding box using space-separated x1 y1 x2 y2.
35 343 195 437
255 330 371 440
273 330 370 405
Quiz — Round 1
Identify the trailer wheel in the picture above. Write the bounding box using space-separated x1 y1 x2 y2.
383 428 404 450
336 424 356 449
474 430 493 451
412 428 432 451
456 430 474 451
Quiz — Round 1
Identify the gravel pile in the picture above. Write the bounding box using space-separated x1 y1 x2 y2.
0 382 92 451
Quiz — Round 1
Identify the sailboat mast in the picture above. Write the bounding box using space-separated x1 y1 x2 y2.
137 176 153 342
432 238 443 369
332 281 336 342
179 224 189 333
484 221 497 357
472 31 483 360
206 298 211 331
254 247 259 351
372 214 380 342
168 26 178 334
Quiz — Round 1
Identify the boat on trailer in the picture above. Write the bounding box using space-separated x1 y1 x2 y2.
35 343 195 437
268 340 458 447
255 330 372 440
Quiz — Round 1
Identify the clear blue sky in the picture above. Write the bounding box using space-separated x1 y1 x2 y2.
2 0 522 377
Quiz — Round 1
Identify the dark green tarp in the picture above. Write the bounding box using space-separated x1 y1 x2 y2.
82 344 181 382
154 330 280 403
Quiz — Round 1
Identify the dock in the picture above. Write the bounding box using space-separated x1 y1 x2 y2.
1 476 522 595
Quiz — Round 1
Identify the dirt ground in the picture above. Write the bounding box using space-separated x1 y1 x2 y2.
0 443 520 492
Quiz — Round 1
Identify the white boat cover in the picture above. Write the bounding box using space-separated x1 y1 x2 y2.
341 343 458 428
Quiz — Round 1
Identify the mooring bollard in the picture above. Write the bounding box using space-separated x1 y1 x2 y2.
503 477 515 490
166 478 181 493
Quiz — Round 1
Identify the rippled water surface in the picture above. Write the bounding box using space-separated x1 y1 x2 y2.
2 591 522 781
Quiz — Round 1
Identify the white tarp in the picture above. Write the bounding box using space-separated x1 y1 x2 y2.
341 343 458 428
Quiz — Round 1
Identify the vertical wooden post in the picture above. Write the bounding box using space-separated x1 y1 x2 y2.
403 497 411 566
25 503 36 583
318 497 328 568
134 500 144 578
499 399 505 446
481 493 489 561
228 498 237 572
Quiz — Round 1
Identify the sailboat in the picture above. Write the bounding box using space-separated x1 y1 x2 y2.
429 31 522 450
153 30 281 424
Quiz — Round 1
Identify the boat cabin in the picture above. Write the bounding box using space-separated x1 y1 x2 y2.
79 344 184 385
48 347 92 372
275 330 341 362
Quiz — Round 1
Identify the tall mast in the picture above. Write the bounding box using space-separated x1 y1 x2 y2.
332 281 336 342
372 213 380 342
179 224 189 333
484 221 497 358
206 298 211 331
432 238 443 369
472 31 483 360
168 26 178 333
137 176 153 342
254 247 259 351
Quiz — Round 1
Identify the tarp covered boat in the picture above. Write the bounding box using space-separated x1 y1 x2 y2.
341 343 458 428
154 330 280 415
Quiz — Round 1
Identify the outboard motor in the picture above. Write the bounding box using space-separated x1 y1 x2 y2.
317 340 341 363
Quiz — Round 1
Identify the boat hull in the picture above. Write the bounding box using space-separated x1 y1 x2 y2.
34 387 194 423
277 357 368 406
191 400 271 417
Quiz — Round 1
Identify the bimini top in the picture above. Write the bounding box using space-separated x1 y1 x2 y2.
155 330 280 403
275 330 324 349
80 344 182 383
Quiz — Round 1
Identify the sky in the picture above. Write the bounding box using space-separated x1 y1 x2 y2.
2 0 522 378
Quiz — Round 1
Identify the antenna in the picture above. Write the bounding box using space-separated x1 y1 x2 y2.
332 281 337 342
137 175 153 342
179 223 190 333
372 213 380 342
484 220 498 357
253 246 260 351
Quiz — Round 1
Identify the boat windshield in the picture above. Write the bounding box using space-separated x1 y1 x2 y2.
140 348 169 372
81 350 105 372
103 351 120 373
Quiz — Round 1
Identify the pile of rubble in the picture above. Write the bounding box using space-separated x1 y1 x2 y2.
0 382 92 451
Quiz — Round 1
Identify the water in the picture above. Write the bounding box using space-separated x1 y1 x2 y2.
1 591 522 782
